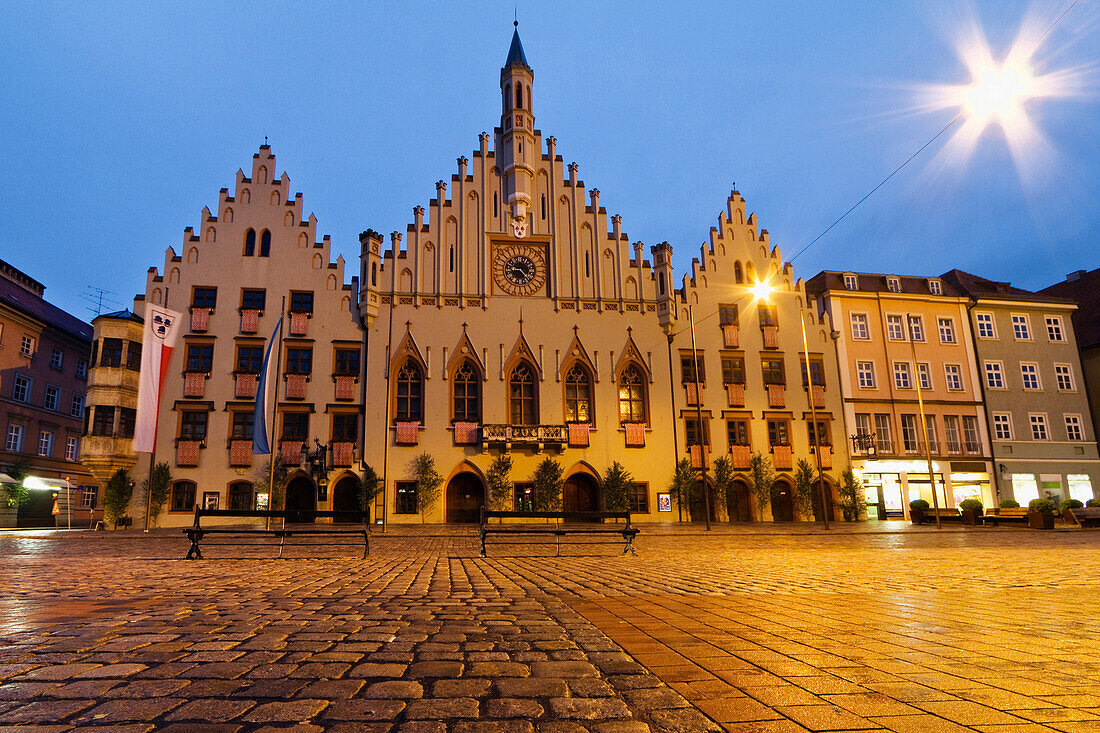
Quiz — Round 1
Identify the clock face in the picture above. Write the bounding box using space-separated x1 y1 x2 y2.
505 256 536 285
493 245 546 296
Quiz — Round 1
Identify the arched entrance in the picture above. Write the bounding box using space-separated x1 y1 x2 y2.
563 472 600 518
332 475 362 522
811 479 835 523
446 472 485 523
689 480 717 524
285 475 316 522
726 479 751 522
770 480 794 522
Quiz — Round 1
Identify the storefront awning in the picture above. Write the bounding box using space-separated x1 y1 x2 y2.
22 476 73 491
0 473 17 484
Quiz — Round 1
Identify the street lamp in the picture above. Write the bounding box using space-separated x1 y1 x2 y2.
907 314 942 529
301 439 329 501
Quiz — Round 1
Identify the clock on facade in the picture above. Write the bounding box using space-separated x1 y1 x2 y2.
493 245 546 296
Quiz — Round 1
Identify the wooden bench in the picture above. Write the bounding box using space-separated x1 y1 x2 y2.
982 507 1030 526
920 508 963 524
1067 507 1100 528
479 508 638 557
183 508 370 559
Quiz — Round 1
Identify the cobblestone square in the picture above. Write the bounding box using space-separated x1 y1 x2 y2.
2 524 1100 731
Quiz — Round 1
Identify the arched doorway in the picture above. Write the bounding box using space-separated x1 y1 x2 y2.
563 472 600 518
689 480 717 524
770 480 794 522
811 479 835 523
446 472 485 523
285 475 316 522
726 479 751 522
332 475 362 522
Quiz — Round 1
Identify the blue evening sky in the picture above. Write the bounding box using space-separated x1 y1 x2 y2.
1 1 1097 320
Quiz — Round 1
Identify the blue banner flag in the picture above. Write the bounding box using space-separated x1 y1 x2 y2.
252 315 283 455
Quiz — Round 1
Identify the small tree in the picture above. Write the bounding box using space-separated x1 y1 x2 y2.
358 463 382 513
712 455 735 521
252 455 288 510
668 458 695 519
2 459 31 508
793 459 815 519
486 455 514 510
837 467 866 521
602 461 633 513
142 462 172 526
531 457 563 511
411 453 443 523
748 452 775 519
103 469 134 525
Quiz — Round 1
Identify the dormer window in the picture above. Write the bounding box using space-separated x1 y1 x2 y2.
928 279 942 295
886 277 901 293
843 273 858 290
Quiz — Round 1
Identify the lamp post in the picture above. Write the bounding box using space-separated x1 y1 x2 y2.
907 314 942 529
301 438 329 508
799 306 830 529
687 305 712 530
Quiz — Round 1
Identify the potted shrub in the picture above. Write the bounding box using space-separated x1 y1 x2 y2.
1088 498 1100 508
1061 498 1084 524
959 498 983 525
999 499 1020 509
1028 498 1055 530
909 498 930 525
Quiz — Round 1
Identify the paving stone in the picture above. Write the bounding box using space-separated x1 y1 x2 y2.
468 661 531 677
404 698 481 719
407 661 465 678
0 699 94 724
487 698 546 718
242 700 330 722
497 677 570 698
75 698 184 723
165 698 256 722
648 708 723 732
323 699 407 721
349 662 408 678
295 679 365 699
548 697 631 720
362 680 424 698
454 722 537 733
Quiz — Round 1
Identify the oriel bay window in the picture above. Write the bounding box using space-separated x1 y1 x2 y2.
91 406 115 436
618 365 647 424
100 338 123 368
452 361 480 423
395 360 424 423
509 362 538 425
564 363 593 423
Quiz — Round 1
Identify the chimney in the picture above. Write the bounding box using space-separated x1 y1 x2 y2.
1067 270 1086 282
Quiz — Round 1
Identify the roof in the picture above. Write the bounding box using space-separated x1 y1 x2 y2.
95 309 144 324
1040 268 1100 348
940 269 1075 305
504 27 529 69
805 270 962 298
0 275 92 342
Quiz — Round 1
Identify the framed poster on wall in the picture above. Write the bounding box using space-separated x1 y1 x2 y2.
202 492 220 510
657 492 672 512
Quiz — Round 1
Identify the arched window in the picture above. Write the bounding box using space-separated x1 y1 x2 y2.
734 261 743 283
564 363 592 423
260 230 271 257
659 273 665 296
509 362 538 425
270 190 280 205
618 365 647 424
516 83 523 110
452 360 480 423
395 360 423 423
504 83 511 112
585 250 591 278
244 228 256 256
371 262 377 287
449 245 454 273
170 480 196 512
228 481 253 511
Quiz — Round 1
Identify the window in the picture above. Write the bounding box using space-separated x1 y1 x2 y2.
907 316 925 342
1029 414 1049 441
332 413 357 442
20 334 35 357
260 230 271 257
244 229 256 256
721 356 745 385
886 315 905 341
886 277 901 292
917 363 932 391
229 482 254 511
186 343 214 373
854 414 872 444
281 412 309 440
12 375 31 403
800 357 825 387
618 365 647 424
962 416 981 452
126 341 141 370
192 287 217 309
893 362 912 389
680 354 706 384
937 318 956 344
335 349 360 376
1045 315 1065 342
984 362 1005 389
395 360 424 423
808 419 831 447
179 411 208 441
118 408 136 439
5 424 24 452
901 414 920 452
1020 363 1041 391
1011 314 1031 340
70 394 84 418
726 419 750 447
290 291 314 314
564 364 593 423
844 273 858 290
91 406 115 436
286 347 313 375
100 338 123 367
509 362 539 425
231 411 254 440
75 359 87 379
944 364 963 392
684 417 711 448
630 483 649 513
44 385 59 411
37 430 53 457
766 419 790 447
396 481 418 514
718 304 738 326
50 348 63 370
513 482 534 511
65 437 79 461
758 304 778 328
241 288 266 310
975 312 996 338
928 279 942 295
850 313 870 340
924 415 938 453
1055 364 1075 391
761 358 785 385
453 361 480 423
1065 415 1084 441
237 346 263 373
993 413 1013 440
874 414 893 453
171 481 196 512
944 416 961 453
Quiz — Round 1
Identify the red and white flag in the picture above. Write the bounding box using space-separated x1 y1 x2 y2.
134 304 182 453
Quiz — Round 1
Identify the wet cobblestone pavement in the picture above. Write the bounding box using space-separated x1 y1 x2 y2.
2 523 1100 731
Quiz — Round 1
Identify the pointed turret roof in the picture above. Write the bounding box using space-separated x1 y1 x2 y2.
504 24 529 69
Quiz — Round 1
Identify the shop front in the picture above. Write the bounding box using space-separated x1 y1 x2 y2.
856 459 993 520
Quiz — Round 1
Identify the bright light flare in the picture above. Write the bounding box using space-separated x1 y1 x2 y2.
750 280 774 302
962 57 1037 129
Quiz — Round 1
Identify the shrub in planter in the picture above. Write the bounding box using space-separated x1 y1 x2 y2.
909 498 929 525
1028 498 1055 530
1060 498 1084 514
1088 498 1100 508
999 498 1020 509
1029 498 1055 513
959 498 983 525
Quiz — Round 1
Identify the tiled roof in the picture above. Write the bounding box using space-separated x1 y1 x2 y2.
940 269 1074 305
1040 268 1100 349
806 271 962 298
0 275 92 342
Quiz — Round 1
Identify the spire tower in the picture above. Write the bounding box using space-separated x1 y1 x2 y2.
500 22 535 238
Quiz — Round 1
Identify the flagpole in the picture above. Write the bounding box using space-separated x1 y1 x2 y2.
143 287 168 533
265 297 286 530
